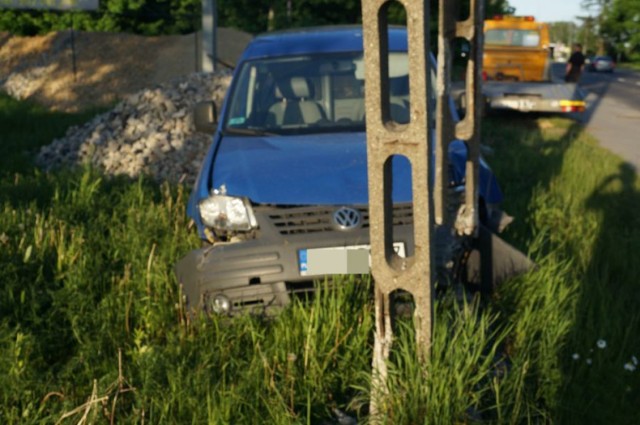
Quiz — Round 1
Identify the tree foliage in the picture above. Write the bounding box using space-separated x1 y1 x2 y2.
0 0 201 35
1 0 514 36
578 0 640 60
548 21 579 46
599 0 640 60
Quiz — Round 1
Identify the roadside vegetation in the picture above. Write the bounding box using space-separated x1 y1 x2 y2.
619 62 640 71
1 92 638 423
0 0 513 37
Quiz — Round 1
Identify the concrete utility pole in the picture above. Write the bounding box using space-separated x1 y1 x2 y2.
201 0 217 72
361 0 484 419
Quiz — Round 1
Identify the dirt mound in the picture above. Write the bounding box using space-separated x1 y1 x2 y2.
0 31 199 112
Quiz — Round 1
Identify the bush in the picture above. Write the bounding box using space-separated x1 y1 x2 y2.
0 0 201 36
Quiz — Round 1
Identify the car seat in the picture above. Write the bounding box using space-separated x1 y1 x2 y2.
267 77 327 126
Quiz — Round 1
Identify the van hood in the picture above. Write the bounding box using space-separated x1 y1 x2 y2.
209 133 413 205
203 132 502 206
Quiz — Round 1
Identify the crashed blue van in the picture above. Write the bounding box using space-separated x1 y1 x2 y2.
176 26 517 315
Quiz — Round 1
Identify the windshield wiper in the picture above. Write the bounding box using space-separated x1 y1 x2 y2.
223 127 278 137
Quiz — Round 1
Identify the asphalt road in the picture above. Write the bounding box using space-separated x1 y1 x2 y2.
570 64 640 170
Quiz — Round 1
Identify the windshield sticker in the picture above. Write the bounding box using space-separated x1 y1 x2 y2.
229 117 246 125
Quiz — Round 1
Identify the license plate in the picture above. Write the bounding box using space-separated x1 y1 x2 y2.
298 243 406 276
493 98 535 111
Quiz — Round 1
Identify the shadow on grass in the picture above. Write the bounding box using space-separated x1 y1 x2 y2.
0 93 102 178
558 162 640 423
483 112 583 251
486 110 640 423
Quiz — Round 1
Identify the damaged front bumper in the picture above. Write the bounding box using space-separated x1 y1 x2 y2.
176 204 427 315
176 226 416 315
175 204 532 315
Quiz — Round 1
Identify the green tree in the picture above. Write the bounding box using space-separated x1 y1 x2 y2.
576 15 599 55
548 22 579 46
215 0 270 34
577 0 640 61
0 0 515 37
599 0 640 60
0 0 201 35
215 0 515 34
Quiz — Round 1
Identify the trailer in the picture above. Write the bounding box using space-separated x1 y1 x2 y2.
483 80 586 113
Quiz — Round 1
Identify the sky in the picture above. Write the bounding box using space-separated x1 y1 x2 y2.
507 0 589 23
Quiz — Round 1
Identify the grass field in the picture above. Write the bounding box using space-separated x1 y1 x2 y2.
1 93 639 424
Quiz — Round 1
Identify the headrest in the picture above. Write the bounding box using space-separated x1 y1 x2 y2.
275 77 313 99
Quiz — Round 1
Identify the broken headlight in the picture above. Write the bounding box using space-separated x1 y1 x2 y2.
199 195 258 233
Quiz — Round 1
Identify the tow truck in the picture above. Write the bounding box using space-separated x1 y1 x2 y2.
477 15 586 114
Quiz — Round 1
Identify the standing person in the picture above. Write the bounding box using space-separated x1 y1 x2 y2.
565 43 586 83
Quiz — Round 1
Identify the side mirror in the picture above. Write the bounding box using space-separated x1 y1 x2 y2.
193 101 218 134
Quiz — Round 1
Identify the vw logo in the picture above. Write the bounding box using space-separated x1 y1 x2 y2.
333 207 362 231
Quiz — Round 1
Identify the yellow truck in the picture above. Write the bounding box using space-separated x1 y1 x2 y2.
480 15 585 113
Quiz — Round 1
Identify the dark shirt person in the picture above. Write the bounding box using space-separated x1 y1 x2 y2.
565 44 585 83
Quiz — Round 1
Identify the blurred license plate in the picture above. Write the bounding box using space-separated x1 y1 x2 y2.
298 243 405 276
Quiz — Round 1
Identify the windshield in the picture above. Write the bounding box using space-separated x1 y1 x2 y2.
485 29 540 47
224 52 423 136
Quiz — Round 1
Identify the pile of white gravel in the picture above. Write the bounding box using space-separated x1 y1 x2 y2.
37 70 232 185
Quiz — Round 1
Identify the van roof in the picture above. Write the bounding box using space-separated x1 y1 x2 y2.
239 26 409 61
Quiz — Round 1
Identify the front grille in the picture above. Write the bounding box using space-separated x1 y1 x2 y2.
264 204 413 235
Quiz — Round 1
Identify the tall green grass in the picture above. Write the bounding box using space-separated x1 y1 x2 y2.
1 94 639 423
485 115 640 423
